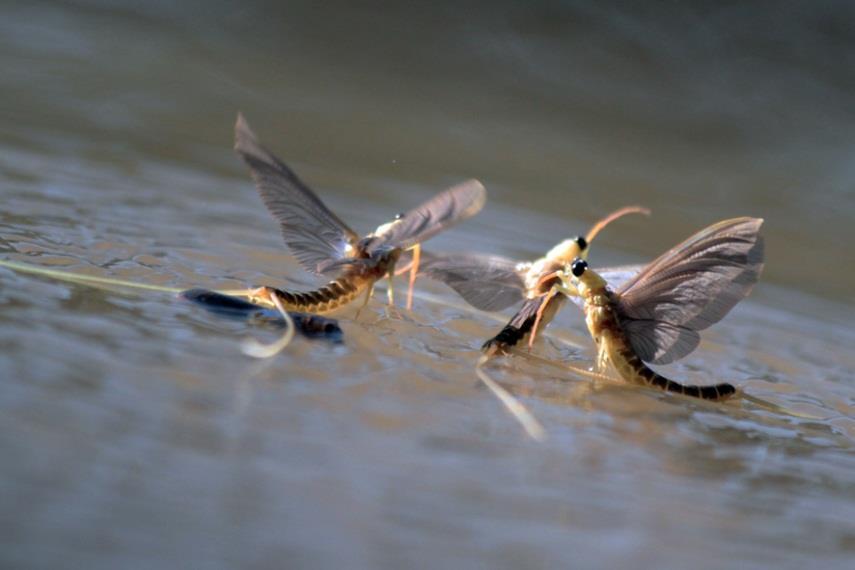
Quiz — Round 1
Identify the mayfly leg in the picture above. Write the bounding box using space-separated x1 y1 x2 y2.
406 243 421 310
389 244 421 310
386 271 395 306
527 270 565 350
354 283 375 320
528 292 556 350
526 279 578 350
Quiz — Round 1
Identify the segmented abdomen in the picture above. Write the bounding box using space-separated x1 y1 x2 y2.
270 275 370 314
618 347 736 400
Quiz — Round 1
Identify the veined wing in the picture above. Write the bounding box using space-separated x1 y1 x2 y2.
483 297 544 352
418 252 526 312
566 264 643 308
482 293 567 352
600 264 644 292
362 180 486 255
234 113 360 275
615 217 764 364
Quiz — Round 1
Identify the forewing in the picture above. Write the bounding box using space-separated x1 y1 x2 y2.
234 113 359 275
418 252 525 311
363 180 486 254
619 320 700 364
598 264 644 292
615 217 764 364
482 296 549 352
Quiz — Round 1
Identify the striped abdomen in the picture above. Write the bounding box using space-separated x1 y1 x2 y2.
581 285 736 401
269 275 371 314
615 345 736 400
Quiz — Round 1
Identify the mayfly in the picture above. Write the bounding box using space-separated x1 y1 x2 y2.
559 217 764 400
233 113 486 355
419 206 648 441
419 206 649 355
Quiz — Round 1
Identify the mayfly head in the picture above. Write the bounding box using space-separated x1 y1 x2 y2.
545 205 650 267
565 257 607 295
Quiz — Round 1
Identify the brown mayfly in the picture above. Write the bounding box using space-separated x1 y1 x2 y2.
559 217 764 400
419 206 649 356
416 206 648 439
233 113 486 354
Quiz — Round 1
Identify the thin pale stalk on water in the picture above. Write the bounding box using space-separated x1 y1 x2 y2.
241 292 296 358
475 356 546 441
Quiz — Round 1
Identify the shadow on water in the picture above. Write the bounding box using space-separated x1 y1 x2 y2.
1 1 854 569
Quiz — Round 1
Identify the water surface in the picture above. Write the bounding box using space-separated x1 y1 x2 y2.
1 2 854 569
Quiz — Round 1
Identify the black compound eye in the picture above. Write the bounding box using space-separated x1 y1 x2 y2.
571 258 588 277
574 236 588 251
394 212 405 220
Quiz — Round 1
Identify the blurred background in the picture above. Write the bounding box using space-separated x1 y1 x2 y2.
2 0 855 300
1 1 854 569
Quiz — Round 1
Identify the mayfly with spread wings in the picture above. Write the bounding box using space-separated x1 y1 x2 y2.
232 113 486 354
418 206 649 356
560 217 764 400
235 113 485 312
416 206 649 440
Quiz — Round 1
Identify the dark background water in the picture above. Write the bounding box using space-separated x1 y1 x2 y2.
1 1 854 569
4 0 855 300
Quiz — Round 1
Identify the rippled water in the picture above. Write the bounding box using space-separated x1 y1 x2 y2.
1 2 854 569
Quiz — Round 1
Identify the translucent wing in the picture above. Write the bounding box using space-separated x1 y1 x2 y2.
482 297 546 352
418 252 526 312
599 264 644 293
567 264 643 308
234 113 360 275
615 217 764 364
361 180 486 255
482 294 567 352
